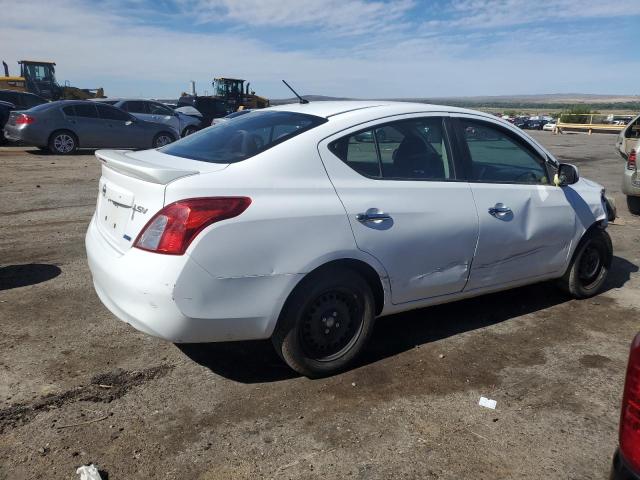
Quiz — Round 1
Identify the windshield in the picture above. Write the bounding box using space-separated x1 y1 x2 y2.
160 110 327 164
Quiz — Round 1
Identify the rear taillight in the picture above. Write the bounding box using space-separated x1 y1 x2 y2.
15 114 35 125
628 150 637 170
134 197 251 255
620 334 640 472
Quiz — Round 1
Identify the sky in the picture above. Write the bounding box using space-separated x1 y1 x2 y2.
2 0 640 99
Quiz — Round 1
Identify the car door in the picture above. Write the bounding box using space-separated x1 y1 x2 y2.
319 115 479 304
95 103 142 148
63 103 103 147
453 115 575 291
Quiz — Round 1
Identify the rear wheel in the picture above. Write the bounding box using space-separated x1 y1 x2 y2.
558 228 612 298
152 132 175 148
48 130 77 155
272 267 375 378
627 196 640 215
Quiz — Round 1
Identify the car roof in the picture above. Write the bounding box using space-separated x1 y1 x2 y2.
266 100 486 119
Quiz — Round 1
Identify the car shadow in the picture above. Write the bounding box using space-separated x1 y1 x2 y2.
0 263 62 291
177 255 637 383
24 148 97 156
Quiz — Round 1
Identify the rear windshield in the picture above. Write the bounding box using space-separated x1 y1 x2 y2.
160 110 327 163
28 102 55 112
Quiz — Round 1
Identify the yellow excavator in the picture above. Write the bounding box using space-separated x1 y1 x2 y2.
1 60 104 100
212 77 269 110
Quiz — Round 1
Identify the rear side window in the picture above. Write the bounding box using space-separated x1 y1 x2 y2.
329 117 454 180
72 103 98 118
96 104 130 121
161 111 327 163
62 105 75 116
121 101 148 114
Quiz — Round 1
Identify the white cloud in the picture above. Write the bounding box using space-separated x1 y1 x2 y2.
1 0 638 98
436 0 640 29
178 0 415 35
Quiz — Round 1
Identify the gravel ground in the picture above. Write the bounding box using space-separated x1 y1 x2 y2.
0 130 639 479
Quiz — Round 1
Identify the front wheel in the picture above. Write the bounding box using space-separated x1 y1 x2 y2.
628 196 640 216
558 228 612 298
152 132 175 148
272 267 376 378
181 126 198 137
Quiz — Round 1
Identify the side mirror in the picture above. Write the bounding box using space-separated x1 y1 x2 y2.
556 163 579 186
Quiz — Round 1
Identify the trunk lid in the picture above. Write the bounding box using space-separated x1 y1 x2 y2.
94 149 227 252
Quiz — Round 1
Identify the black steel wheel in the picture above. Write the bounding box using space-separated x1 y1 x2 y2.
558 228 612 298
272 266 376 377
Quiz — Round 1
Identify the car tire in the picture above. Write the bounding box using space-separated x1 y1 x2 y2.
272 266 376 378
558 228 612 299
152 132 175 148
48 130 78 155
627 196 640 216
181 126 198 137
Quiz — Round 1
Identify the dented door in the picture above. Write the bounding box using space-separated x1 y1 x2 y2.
454 116 575 291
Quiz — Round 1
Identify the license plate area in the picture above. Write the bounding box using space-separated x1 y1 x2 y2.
98 180 134 243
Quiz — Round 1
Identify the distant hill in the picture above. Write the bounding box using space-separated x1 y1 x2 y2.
270 93 640 111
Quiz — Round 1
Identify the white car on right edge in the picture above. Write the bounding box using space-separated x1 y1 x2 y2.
616 113 640 214
86 101 613 377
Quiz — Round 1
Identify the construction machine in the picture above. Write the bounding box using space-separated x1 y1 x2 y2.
1 60 104 100
212 77 269 110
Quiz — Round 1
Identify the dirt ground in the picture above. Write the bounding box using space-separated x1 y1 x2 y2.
1 130 639 479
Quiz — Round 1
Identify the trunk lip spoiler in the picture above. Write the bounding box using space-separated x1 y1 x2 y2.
95 149 199 184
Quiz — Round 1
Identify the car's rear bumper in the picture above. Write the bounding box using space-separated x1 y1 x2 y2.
611 450 640 480
3 124 48 146
622 169 640 197
85 215 298 343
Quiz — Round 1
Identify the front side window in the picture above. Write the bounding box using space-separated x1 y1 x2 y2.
460 119 548 184
149 102 173 115
161 111 327 163
96 104 131 121
329 117 454 181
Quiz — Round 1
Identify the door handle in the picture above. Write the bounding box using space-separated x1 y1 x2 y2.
356 209 391 222
488 203 512 216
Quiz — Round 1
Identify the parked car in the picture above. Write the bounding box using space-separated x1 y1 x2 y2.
0 89 48 110
542 122 556 132
93 98 201 137
177 95 231 126
86 101 613 377
523 119 543 130
610 333 640 480
211 108 253 126
513 117 529 129
3 100 177 154
616 115 640 215
0 100 15 144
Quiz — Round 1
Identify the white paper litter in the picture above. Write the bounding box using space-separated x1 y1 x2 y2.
76 464 102 480
478 396 497 409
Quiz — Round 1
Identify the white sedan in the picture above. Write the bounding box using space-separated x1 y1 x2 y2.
86 101 613 377
543 122 557 131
